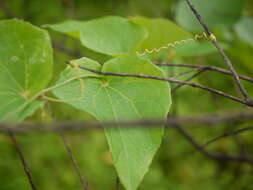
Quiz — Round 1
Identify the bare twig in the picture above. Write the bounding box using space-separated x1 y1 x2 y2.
170 69 196 79
75 63 252 107
0 0 15 17
8 131 37 190
202 126 253 148
1 110 253 133
185 0 252 104
50 42 253 84
156 63 253 83
116 176 121 190
172 122 253 165
59 133 88 190
172 68 206 92
53 42 82 58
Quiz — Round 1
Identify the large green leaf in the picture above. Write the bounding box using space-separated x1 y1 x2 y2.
53 56 171 190
0 19 53 122
45 16 147 56
131 16 192 52
175 0 245 31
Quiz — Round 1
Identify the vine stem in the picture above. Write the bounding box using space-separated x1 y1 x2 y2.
185 0 252 104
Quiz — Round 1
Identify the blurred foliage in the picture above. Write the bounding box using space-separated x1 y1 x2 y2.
0 0 253 189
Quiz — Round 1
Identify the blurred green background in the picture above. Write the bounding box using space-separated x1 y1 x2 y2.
1 0 253 189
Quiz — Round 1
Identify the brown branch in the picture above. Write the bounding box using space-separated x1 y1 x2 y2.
202 126 253 148
171 121 253 165
52 41 253 85
170 69 196 79
156 63 253 83
8 131 37 190
59 133 88 190
185 0 252 104
0 0 15 18
53 42 82 58
1 110 253 133
172 68 206 92
75 63 252 107
116 176 121 190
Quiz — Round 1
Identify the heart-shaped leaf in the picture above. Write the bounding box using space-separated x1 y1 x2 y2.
0 19 53 122
53 56 171 190
46 16 147 56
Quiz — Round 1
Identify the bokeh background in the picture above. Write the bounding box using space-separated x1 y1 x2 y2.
1 0 253 189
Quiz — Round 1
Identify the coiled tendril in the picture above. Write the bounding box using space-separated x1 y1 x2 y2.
136 32 216 56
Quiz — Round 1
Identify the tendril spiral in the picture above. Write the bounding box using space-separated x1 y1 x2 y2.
136 32 214 56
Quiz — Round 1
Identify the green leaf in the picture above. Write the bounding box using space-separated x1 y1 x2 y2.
131 16 192 51
175 0 245 31
235 17 253 47
0 19 53 122
45 16 147 56
53 56 171 190
174 41 229 57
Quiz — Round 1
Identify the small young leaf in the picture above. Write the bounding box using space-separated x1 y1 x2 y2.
53 56 171 190
0 19 53 122
46 16 147 56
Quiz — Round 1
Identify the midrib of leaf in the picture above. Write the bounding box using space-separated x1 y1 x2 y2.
91 84 103 117
105 83 157 189
104 87 133 189
108 86 136 111
108 83 157 155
